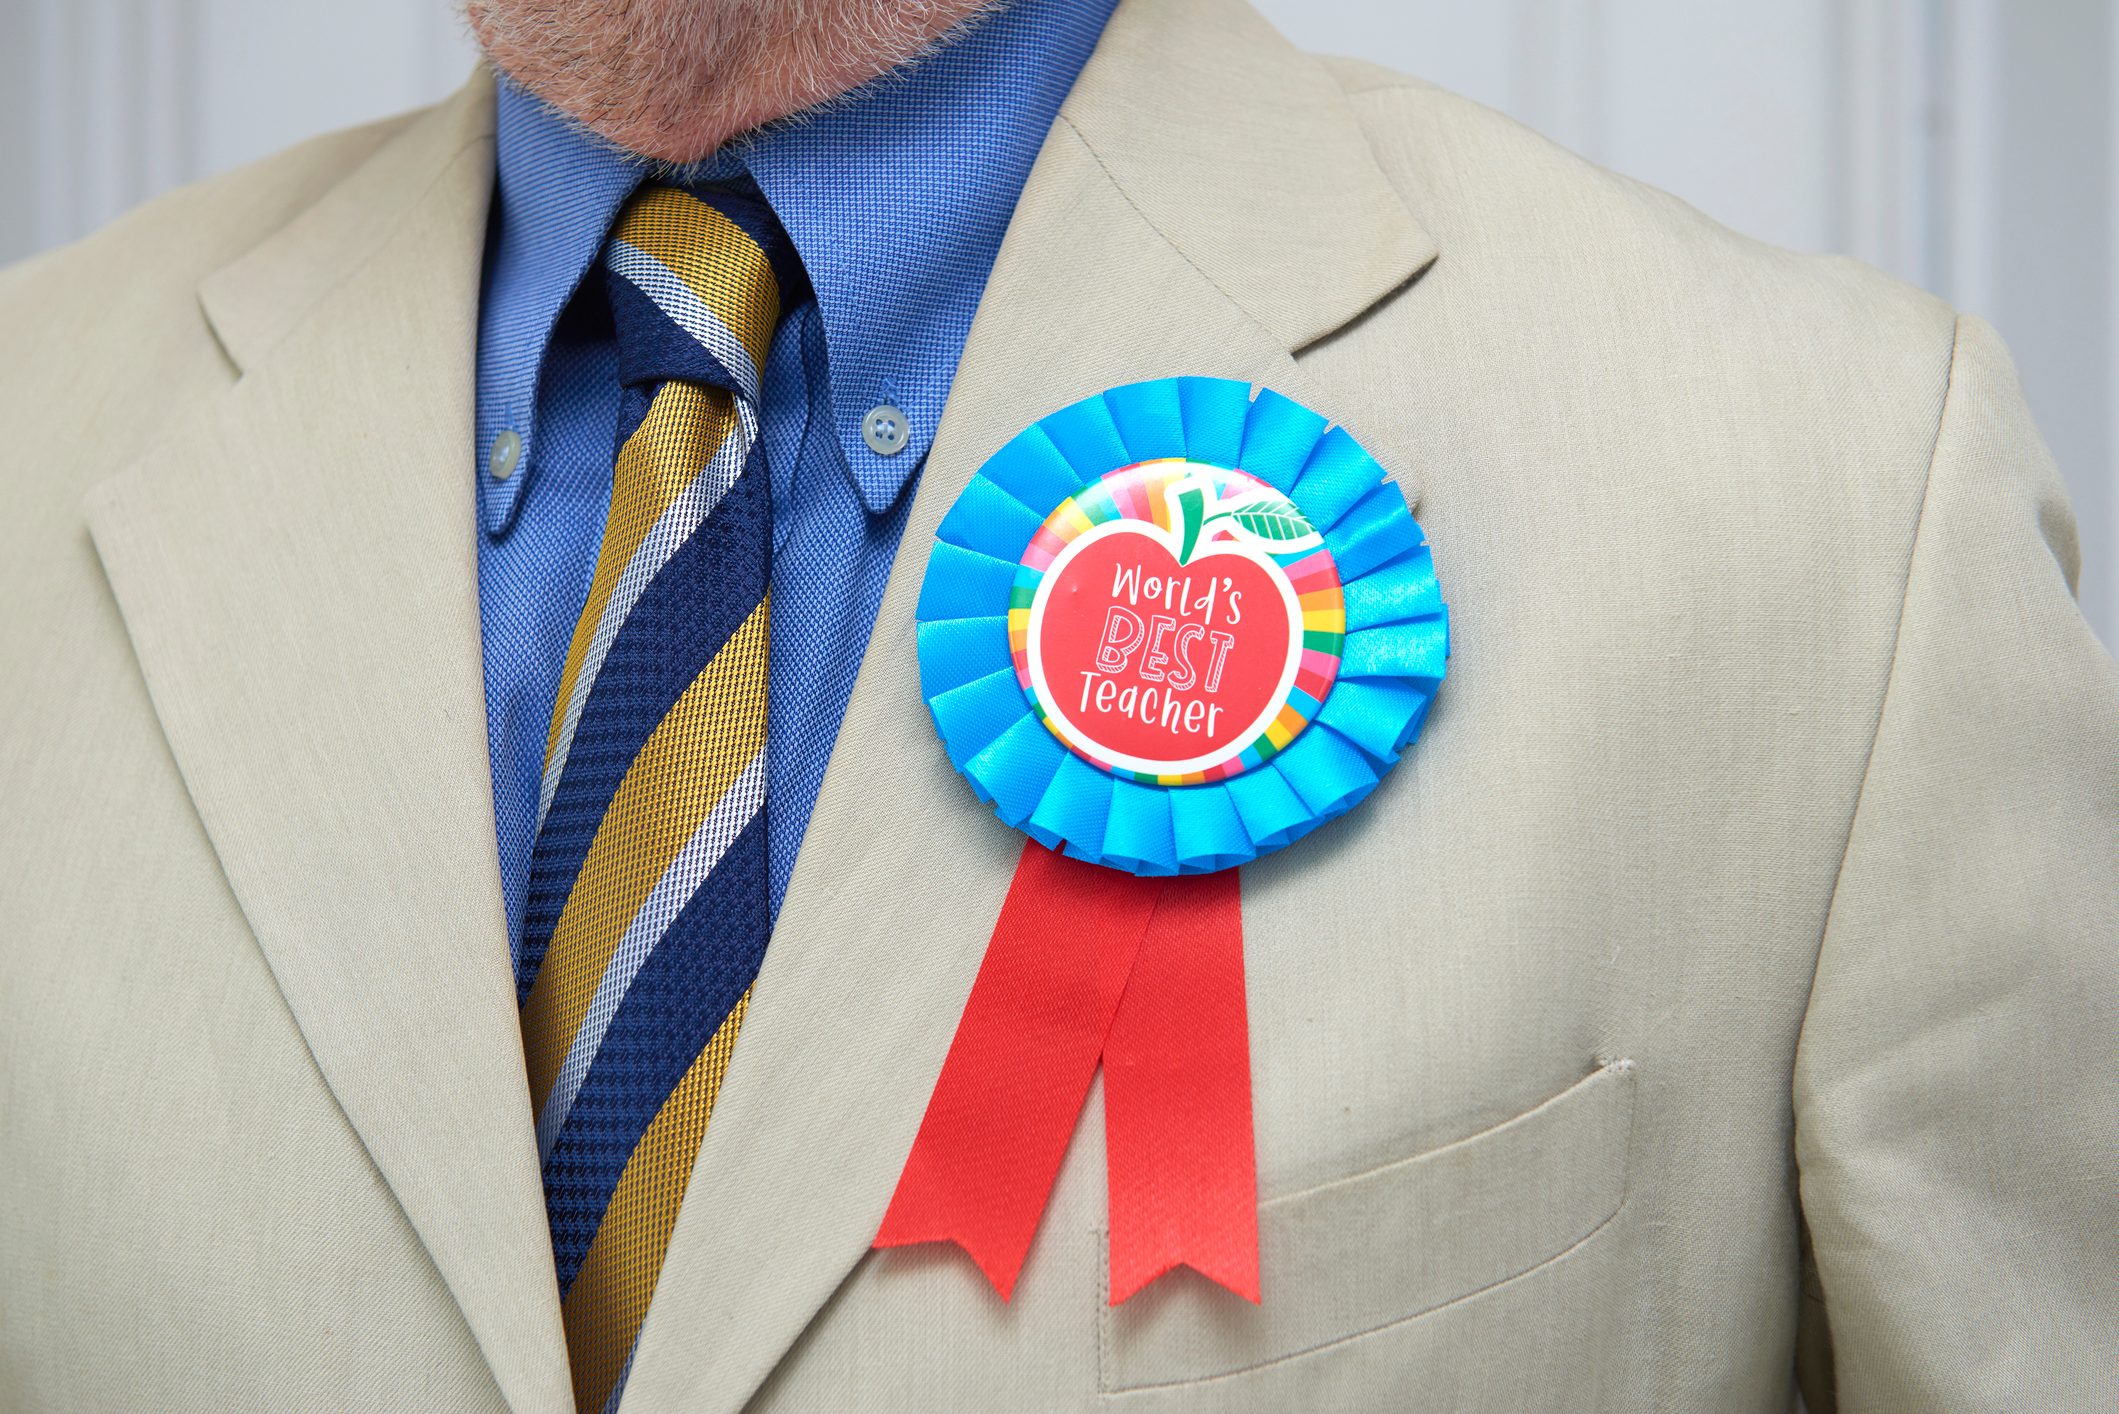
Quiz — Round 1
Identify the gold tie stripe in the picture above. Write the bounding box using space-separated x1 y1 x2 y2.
612 189 781 375
538 384 740 795
563 991 748 1412
522 598 769 1117
535 189 781 833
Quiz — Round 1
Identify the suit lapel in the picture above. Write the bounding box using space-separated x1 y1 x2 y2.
83 74 575 1414
623 2 1435 1408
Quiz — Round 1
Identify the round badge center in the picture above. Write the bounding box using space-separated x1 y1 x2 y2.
1012 460 1345 784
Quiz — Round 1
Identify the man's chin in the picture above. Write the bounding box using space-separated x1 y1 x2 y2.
466 0 998 165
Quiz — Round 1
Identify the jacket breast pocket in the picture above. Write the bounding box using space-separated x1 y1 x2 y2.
1097 1058 1637 1395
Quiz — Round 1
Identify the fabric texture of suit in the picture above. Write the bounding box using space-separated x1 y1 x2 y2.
1 1 2112 1409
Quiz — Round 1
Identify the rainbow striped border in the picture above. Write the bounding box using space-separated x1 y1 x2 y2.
1006 461 1346 786
916 377 1448 876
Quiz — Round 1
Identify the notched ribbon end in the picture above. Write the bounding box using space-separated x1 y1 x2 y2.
872 1222 1030 1303
1108 1251 1262 1307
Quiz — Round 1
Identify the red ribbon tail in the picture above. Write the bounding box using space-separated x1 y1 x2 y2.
1103 867 1261 1305
874 841 1160 1300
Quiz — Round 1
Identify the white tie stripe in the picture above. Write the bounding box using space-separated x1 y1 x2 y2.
605 239 763 401
536 749 769 1161
534 233 768 832
535 219 779 1144
533 396 756 835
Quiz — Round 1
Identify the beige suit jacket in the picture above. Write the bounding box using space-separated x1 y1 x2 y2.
2 1 2113 1409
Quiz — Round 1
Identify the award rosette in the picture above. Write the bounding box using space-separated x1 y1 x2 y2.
875 377 1447 1305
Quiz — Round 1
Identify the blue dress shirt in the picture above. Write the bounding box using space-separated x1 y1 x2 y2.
475 0 1118 948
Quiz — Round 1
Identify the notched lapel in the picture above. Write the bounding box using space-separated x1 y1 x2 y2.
83 74 575 1414
624 3 1436 1409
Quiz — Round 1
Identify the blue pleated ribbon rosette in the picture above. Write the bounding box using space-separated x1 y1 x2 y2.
915 377 1447 875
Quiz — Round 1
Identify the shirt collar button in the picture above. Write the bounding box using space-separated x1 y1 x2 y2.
861 404 910 457
489 429 523 482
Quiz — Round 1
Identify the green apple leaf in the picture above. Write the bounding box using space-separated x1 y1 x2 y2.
1228 497 1315 545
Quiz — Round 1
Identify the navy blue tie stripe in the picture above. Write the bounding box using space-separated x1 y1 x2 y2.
517 463 772 1003
543 809 771 1291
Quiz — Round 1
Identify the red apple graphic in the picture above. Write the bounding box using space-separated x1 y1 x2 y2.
1028 493 1305 777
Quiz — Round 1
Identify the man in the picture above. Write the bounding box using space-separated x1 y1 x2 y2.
0 0 2111 1408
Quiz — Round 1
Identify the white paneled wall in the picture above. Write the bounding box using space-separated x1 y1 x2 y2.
189 0 475 175
2 0 2113 643
3 0 480 251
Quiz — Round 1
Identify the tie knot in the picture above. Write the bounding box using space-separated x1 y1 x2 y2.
602 184 805 401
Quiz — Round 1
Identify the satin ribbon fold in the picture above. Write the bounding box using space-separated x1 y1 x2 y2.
874 840 1259 1305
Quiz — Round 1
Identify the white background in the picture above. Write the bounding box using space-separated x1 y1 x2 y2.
3 0 2113 646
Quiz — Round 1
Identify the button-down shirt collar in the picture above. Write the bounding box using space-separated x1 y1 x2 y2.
478 0 1118 531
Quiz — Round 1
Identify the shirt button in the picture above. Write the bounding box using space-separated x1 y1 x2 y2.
489 429 523 482
861 404 910 457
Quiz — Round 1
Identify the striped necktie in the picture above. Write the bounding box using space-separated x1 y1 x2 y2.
516 185 796 1414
